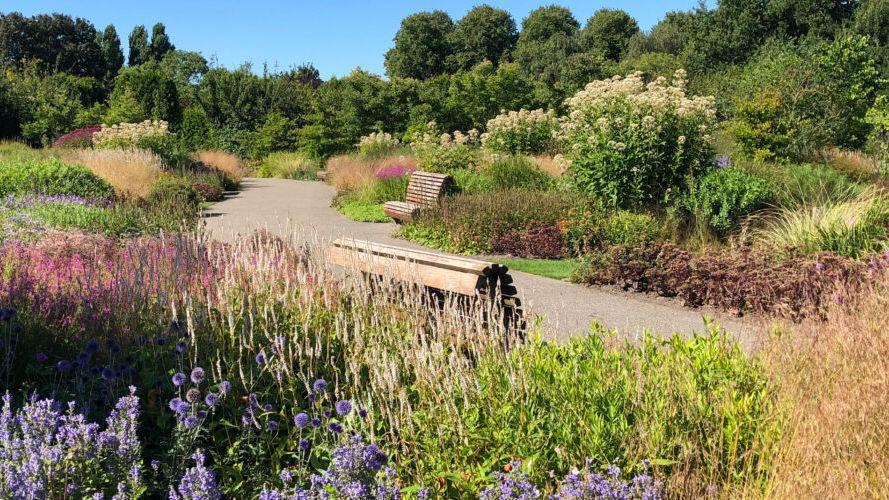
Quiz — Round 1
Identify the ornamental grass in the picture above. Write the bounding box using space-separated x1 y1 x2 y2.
61 148 164 199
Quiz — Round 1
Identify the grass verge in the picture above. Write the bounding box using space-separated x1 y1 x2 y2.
495 257 578 280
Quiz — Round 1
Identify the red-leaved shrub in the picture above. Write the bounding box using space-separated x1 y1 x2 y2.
492 222 566 259
580 243 888 320
52 125 101 148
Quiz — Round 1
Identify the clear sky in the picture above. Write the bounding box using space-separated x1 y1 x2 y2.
1 1 701 79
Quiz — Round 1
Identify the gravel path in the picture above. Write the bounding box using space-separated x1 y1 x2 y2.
204 178 760 346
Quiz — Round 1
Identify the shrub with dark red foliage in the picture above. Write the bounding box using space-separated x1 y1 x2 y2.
579 243 888 320
191 182 224 202
52 125 101 148
492 222 566 259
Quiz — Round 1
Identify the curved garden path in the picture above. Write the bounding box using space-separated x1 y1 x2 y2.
204 178 760 347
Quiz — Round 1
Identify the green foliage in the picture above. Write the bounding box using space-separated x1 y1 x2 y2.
149 23 175 62
0 157 114 199
729 89 790 161
411 128 481 173
441 62 539 132
177 106 210 151
136 133 192 170
482 108 559 155
686 167 775 236
29 202 146 237
250 112 299 160
448 5 517 70
413 329 781 492
514 6 581 84
581 9 640 61
0 12 107 79
127 25 150 66
865 95 889 176
106 62 181 125
98 25 124 81
146 175 200 209
337 200 388 223
384 11 455 79
854 0 889 46
601 210 663 247
470 155 553 192
564 71 716 209
256 152 319 180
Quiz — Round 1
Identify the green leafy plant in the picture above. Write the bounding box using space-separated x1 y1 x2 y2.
0 157 115 199
481 108 559 155
685 167 775 236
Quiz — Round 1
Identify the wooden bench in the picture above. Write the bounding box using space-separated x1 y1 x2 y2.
326 238 522 330
383 172 453 223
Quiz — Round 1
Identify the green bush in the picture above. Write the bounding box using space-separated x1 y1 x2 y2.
338 200 389 222
729 89 791 161
407 189 575 254
0 157 115 199
256 152 320 180
686 167 775 236
135 134 193 170
411 126 482 173
29 202 144 237
479 155 554 191
146 175 200 209
563 70 716 209
481 108 559 155
757 162 863 208
601 210 664 247
412 328 781 493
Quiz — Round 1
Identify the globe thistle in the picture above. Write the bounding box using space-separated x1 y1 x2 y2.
204 393 219 407
34 352 48 363
218 380 232 395
358 408 368 418
255 352 267 365
298 439 311 451
267 420 278 432
101 367 116 381
294 412 310 428
335 400 352 416
328 422 343 434
175 341 188 355
172 372 186 387
183 415 200 430
186 388 201 404
190 367 205 385
312 378 327 393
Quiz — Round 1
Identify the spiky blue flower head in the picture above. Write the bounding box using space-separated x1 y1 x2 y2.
310 417 321 428
279 469 293 484
184 415 200 430
101 367 116 381
204 393 219 407
84 340 100 353
294 412 310 428
307 394 317 403
175 341 188 355
358 408 368 418
186 388 201 403
218 380 232 395
263 403 274 412
328 422 343 434
190 367 205 384
169 397 187 413
255 352 267 365
298 439 311 451
335 400 352 416
312 378 327 393
267 420 278 432
172 372 186 387
56 360 71 372
155 336 167 346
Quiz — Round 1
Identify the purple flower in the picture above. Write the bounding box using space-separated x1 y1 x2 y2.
169 451 221 500
335 400 352 416
323 410 333 419
298 439 311 451
169 398 190 414
34 352 48 363
714 154 731 168
358 408 368 418
815 262 825 271
183 415 200 430
310 417 321 428
312 378 327 393
84 340 100 354
204 393 219 407
175 341 188 355
255 352 267 365
294 412 310 428
263 403 274 412
218 380 232 395
190 367 206 384
56 360 72 372
186 388 201 403
267 420 279 432
172 372 186 387
374 164 415 180
101 367 116 381
280 469 293 484
328 422 343 434
307 394 317 403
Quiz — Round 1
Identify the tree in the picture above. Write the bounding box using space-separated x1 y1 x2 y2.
855 0 889 46
384 11 454 79
106 62 181 125
768 0 858 39
514 6 581 83
292 63 322 88
448 5 517 70
150 23 175 61
0 12 105 78
581 9 640 61
98 25 124 81
128 25 150 66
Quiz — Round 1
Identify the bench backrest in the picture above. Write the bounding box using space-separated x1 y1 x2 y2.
405 172 453 207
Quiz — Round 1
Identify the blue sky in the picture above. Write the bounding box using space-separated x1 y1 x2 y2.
1 1 700 78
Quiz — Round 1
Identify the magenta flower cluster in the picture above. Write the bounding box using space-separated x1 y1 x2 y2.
51 125 101 148
374 164 415 180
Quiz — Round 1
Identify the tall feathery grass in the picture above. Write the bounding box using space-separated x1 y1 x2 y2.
60 148 164 198
751 187 889 257
326 154 417 193
763 277 889 498
197 150 245 186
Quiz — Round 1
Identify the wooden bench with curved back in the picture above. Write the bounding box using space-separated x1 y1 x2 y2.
383 171 453 223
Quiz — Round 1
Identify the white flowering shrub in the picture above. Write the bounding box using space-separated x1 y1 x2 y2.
409 121 481 173
356 131 401 157
481 108 560 155
93 120 170 148
562 70 717 208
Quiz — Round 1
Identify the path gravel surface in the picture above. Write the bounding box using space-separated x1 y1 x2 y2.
204 178 761 347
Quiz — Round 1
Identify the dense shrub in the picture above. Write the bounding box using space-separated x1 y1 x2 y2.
562 70 716 209
865 95 889 177
410 125 481 173
147 175 200 209
256 151 320 180
577 243 885 319
52 125 101 148
480 155 554 191
729 89 791 161
191 182 224 202
562 202 662 254
409 189 575 254
685 166 775 236
481 108 559 155
492 221 565 258
357 131 401 158
0 157 114 199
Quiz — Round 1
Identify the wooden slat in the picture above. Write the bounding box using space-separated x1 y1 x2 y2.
331 238 494 275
